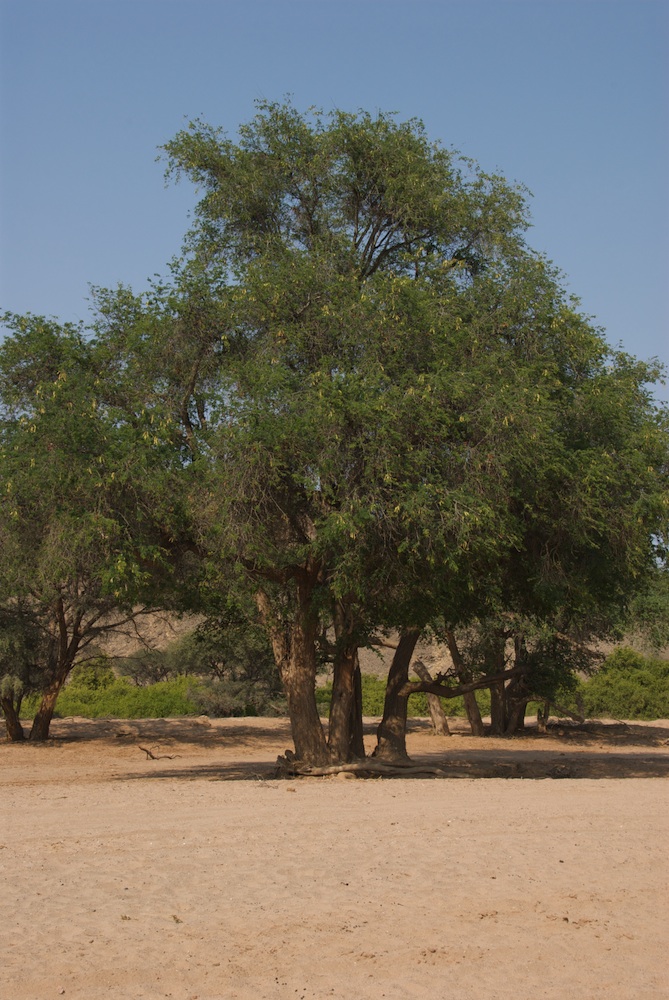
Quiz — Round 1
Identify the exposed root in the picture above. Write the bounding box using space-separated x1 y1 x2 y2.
276 751 448 779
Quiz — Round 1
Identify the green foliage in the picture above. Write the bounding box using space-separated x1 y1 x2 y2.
23 650 668 723
626 569 669 651
158 100 669 739
0 606 43 702
4 101 668 753
23 670 200 720
68 662 117 690
114 621 281 715
0 313 189 738
581 648 669 721
21 650 283 720
186 679 286 718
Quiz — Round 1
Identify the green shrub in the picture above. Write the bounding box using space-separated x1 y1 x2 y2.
68 661 117 690
581 648 669 720
187 678 287 717
23 673 200 719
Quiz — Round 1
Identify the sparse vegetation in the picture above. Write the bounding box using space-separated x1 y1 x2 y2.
30 651 666 725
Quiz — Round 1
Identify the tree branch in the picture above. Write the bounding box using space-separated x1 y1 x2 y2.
400 665 525 700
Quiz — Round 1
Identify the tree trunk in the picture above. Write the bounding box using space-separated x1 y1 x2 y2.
462 690 485 736
486 634 509 735
29 669 70 741
30 599 81 742
256 581 330 766
413 661 450 736
329 642 360 762
489 681 507 735
505 697 529 735
374 628 421 761
445 630 485 736
350 658 365 759
503 637 530 735
504 673 529 734
1 697 25 742
328 601 365 762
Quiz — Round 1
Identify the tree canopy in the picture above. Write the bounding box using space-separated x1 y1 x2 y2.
1 101 667 759
0 313 181 739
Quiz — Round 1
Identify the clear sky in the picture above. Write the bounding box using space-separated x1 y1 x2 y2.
1 0 667 400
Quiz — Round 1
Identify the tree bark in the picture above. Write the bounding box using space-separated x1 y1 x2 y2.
445 631 484 736
350 658 365 759
329 642 360 762
29 669 69 741
1 697 25 742
29 651 78 741
374 628 421 761
256 580 330 765
505 697 529 734
413 661 450 736
30 598 80 742
328 602 364 762
462 690 485 736
503 671 529 735
502 637 529 735
489 681 507 735
486 635 508 735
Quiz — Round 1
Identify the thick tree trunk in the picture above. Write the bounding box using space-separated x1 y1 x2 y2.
281 649 330 764
413 661 450 736
328 601 365 762
329 642 360 762
504 696 528 734
501 637 530 735
29 671 69 742
373 628 421 762
328 600 365 763
503 669 530 735
256 581 330 766
1 697 25 742
445 631 485 736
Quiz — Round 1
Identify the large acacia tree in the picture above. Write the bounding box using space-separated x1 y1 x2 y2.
149 101 668 766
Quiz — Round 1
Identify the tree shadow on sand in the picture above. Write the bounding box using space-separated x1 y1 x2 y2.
42 715 669 781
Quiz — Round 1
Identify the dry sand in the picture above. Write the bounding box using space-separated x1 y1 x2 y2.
1 716 668 1000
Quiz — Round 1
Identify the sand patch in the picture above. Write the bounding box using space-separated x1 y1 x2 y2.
1 717 667 999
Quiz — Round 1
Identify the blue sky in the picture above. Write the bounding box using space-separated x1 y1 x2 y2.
1 0 667 400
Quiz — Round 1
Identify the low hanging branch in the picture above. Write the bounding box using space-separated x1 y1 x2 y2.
400 665 525 700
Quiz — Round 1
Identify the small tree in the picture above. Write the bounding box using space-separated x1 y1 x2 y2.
0 314 177 740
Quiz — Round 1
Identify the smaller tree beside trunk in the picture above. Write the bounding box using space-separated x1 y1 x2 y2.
0 314 178 741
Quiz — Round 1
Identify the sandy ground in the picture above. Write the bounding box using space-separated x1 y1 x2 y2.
1 716 668 1000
